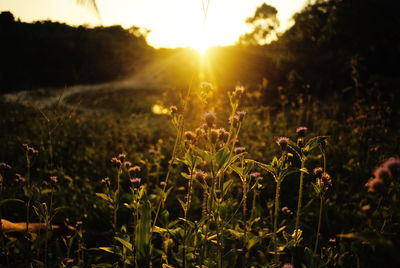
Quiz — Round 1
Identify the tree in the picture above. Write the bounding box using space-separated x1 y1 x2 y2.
238 3 280 45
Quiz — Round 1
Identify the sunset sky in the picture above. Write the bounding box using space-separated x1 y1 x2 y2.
1 0 307 50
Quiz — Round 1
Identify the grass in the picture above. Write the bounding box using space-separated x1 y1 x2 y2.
0 83 399 267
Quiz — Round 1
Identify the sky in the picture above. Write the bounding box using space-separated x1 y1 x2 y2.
0 0 308 49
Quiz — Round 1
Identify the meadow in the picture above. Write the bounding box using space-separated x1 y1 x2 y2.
1 76 399 267
1 0 400 266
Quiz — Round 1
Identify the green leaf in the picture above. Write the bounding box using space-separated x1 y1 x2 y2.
280 167 300 178
223 179 233 196
98 247 116 254
0 198 24 207
135 199 151 266
255 161 275 175
216 146 231 171
288 140 302 158
227 228 243 238
96 193 113 204
114 236 133 252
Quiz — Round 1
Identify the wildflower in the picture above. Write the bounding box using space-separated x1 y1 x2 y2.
0 162 11 169
366 177 384 193
236 111 246 122
50 176 58 183
210 129 219 144
218 128 229 143
111 157 122 166
296 126 308 137
282 206 293 215
373 167 390 183
125 161 132 168
234 147 246 154
256 176 263 182
383 157 400 178
118 154 126 161
170 105 178 115
276 137 289 150
234 85 245 95
184 131 196 142
15 173 25 183
229 115 240 127
329 237 337 243
282 264 294 268
204 112 216 128
129 165 141 173
195 127 205 138
250 172 261 178
160 181 166 186
195 170 206 181
65 258 75 264
313 167 323 178
317 172 332 190
27 147 39 154
76 221 83 226
130 177 141 184
201 81 213 93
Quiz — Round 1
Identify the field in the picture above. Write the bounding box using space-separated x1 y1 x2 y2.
1 68 399 267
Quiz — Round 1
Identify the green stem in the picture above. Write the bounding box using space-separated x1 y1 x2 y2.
314 195 324 256
183 169 193 268
294 159 306 245
273 180 281 266
242 180 248 268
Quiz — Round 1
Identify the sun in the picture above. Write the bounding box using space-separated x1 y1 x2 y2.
190 31 211 55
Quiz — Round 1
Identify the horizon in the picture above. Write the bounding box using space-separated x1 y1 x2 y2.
0 0 307 50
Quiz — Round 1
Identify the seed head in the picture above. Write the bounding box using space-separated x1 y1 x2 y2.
296 126 308 137
218 128 229 143
195 127 205 138
204 112 216 128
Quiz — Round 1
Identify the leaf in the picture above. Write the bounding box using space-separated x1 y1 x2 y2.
98 247 116 254
288 140 301 158
226 228 243 238
223 179 233 196
280 167 300 178
216 146 231 171
114 236 133 252
96 193 113 204
135 199 151 266
230 164 245 178
337 232 393 247
0 198 24 207
255 161 275 175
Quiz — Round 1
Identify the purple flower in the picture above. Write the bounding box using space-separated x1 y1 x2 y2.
234 147 246 154
15 173 25 183
160 181 166 186
373 167 390 183
118 154 126 160
210 129 219 144
383 157 400 178
130 177 141 184
313 167 323 177
129 165 141 173
250 172 261 178
76 221 82 226
195 170 205 181
184 131 196 142
50 176 58 183
169 105 178 115
276 137 289 150
282 264 294 268
124 161 132 168
329 237 337 243
366 177 385 193
236 111 246 122
204 112 216 128
296 126 308 137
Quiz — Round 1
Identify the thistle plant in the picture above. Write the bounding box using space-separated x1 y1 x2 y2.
256 137 301 267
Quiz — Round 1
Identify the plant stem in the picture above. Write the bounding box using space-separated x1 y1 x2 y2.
273 179 281 266
183 170 193 268
294 159 305 245
314 195 324 256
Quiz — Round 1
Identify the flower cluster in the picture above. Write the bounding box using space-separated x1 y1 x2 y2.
366 157 400 193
